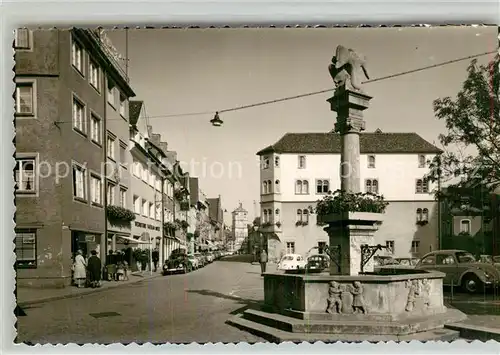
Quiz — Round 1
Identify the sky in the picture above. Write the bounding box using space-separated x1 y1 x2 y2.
106 27 497 222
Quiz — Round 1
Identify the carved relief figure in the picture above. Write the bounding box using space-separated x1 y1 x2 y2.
421 279 431 308
326 281 343 314
405 279 422 312
328 45 370 91
350 281 367 314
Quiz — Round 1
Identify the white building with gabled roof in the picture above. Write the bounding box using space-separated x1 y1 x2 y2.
256 130 443 263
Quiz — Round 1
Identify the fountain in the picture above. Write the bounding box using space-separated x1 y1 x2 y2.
227 45 467 342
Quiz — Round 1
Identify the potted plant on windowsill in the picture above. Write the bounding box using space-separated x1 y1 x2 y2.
295 221 308 227
164 221 177 230
178 220 189 230
107 205 136 223
312 189 389 225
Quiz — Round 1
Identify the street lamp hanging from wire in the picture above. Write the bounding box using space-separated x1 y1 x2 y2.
210 111 223 127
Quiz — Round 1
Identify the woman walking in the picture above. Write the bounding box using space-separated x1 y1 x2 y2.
73 249 87 288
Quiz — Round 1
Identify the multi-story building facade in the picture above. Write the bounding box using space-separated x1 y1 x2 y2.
172 159 190 253
231 203 249 252
207 196 225 249
14 28 135 287
256 131 442 262
128 100 163 269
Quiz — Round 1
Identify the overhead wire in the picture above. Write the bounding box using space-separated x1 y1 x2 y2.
52 50 496 124
146 50 497 119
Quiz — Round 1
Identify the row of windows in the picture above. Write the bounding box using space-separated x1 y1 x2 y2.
259 208 431 227
71 36 127 115
281 240 421 257
72 161 127 207
132 159 163 191
261 154 428 170
132 195 162 221
273 178 430 195
262 208 280 223
14 155 174 209
14 32 127 121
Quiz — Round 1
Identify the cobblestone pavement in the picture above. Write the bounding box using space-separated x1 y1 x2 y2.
16 261 266 344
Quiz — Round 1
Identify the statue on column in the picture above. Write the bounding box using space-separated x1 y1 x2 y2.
328 45 370 91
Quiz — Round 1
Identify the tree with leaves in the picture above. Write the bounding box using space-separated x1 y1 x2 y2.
427 55 499 210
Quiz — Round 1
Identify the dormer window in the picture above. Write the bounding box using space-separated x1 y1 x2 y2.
298 155 306 169
418 155 426 168
368 155 376 168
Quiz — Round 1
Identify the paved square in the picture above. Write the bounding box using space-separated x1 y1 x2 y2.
16 261 267 344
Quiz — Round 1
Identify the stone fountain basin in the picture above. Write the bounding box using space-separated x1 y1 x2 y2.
263 269 451 322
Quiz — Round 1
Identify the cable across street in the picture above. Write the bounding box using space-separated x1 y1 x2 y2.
146 50 497 120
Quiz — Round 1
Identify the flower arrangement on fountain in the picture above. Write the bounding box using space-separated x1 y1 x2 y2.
312 189 389 224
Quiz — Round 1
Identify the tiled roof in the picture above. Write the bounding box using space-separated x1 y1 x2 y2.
256 132 443 155
129 101 143 126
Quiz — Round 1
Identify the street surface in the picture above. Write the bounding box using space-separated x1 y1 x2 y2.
17 261 267 344
16 260 500 344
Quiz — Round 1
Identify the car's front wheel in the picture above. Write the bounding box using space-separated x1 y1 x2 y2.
461 273 484 294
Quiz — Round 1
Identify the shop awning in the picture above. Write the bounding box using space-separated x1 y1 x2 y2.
117 235 151 244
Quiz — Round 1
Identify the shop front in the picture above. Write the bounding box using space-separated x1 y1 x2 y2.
71 230 104 259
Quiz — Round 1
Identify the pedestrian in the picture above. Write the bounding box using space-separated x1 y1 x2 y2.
87 250 102 288
152 248 160 272
73 249 87 288
259 249 268 276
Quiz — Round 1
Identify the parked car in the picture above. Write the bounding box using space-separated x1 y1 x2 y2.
377 257 419 270
195 253 207 267
494 256 500 265
187 254 200 270
305 254 329 273
162 254 192 275
277 254 307 271
205 253 214 263
373 255 398 267
415 249 500 294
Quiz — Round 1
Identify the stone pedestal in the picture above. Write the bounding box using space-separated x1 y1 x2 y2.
320 212 384 276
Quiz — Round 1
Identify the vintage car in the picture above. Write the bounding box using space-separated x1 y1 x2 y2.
305 254 330 273
162 254 193 275
375 257 419 270
415 249 500 294
373 255 398 267
194 253 206 267
277 254 307 271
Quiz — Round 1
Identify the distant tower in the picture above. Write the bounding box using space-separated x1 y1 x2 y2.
232 202 248 252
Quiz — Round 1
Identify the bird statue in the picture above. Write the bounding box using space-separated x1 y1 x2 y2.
328 45 370 91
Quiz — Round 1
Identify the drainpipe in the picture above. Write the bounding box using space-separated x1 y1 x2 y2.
103 76 109 263
160 171 165 264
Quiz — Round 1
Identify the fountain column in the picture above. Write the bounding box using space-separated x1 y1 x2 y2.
323 85 383 276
